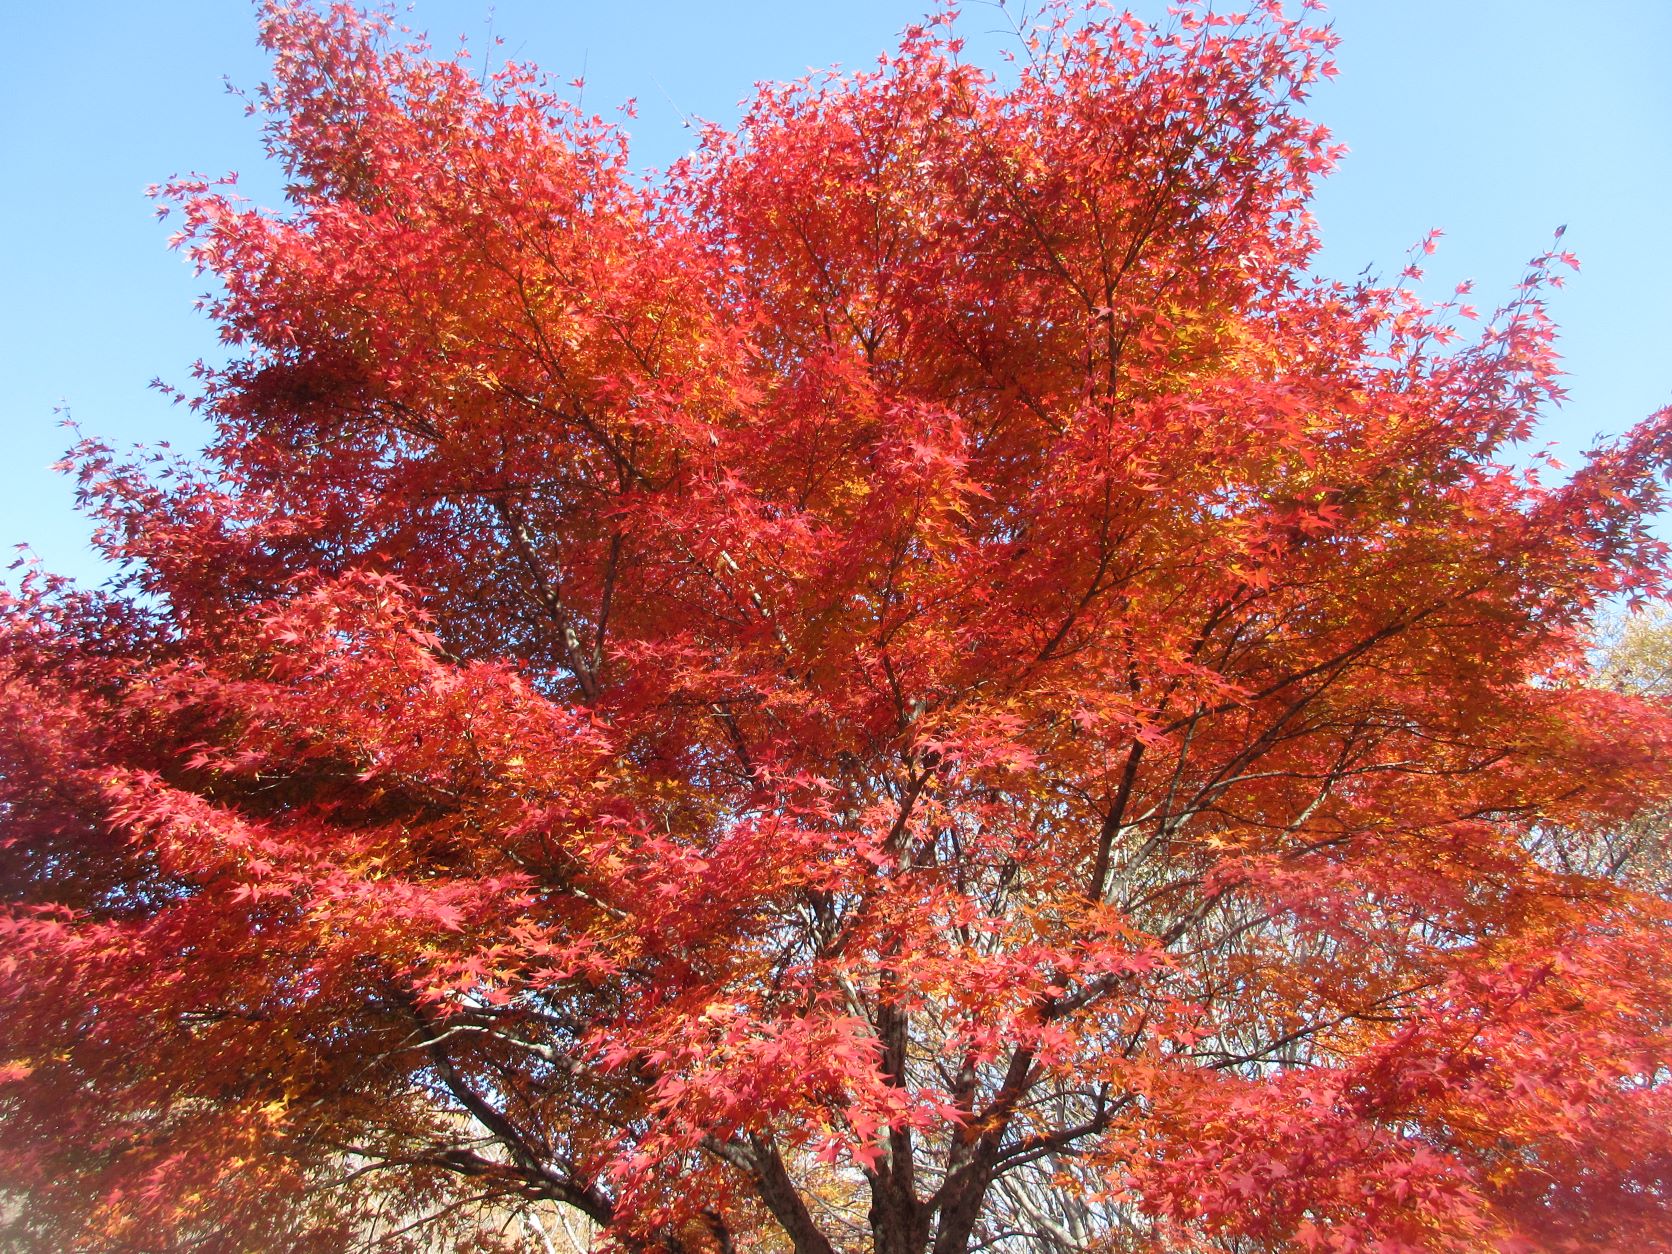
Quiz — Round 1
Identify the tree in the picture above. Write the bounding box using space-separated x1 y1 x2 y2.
3 2 1671 1250
1525 606 1672 895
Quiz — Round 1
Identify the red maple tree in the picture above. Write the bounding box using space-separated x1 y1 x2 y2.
4 3 1670 1251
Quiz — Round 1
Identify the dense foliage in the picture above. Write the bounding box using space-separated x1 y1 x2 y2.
3 3 1670 1250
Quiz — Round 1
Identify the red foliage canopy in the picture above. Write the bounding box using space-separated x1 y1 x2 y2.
4 3 1671 1251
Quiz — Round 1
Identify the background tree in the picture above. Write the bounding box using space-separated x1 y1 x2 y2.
3 3 1670 1251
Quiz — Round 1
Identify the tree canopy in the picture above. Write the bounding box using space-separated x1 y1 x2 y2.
3 3 1671 1251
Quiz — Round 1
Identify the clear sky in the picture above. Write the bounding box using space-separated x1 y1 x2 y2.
4 1 1669 587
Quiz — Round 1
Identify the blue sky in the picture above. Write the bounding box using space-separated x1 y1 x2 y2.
4 1 1669 586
